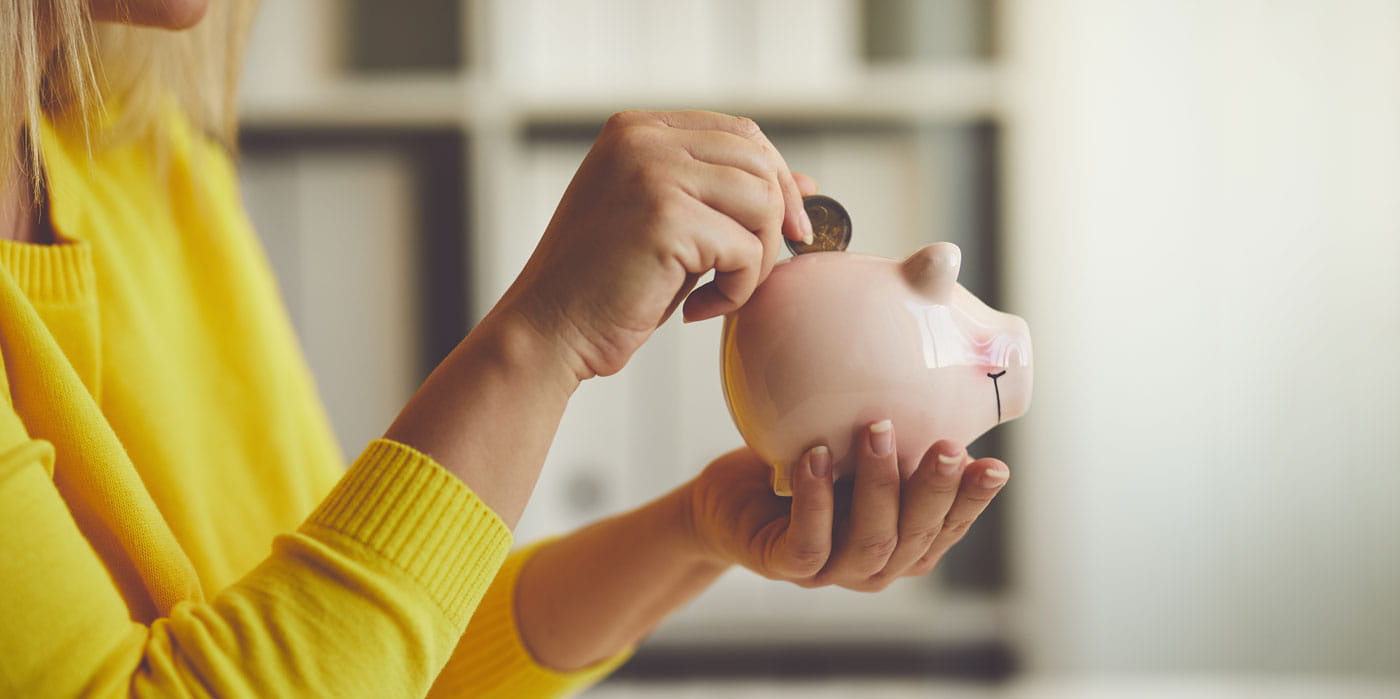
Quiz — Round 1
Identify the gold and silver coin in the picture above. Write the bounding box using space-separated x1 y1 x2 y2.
787 195 852 256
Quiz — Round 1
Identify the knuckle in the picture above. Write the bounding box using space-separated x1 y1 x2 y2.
924 479 960 497
654 229 694 266
902 524 942 549
603 123 667 165
743 230 766 260
738 241 767 278
642 216 692 262
915 549 944 572
641 202 677 240
604 110 645 131
855 533 898 562
618 124 665 155
650 192 688 224
731 115 762 137
908 560 937 577
963 493 997 508
763 175 784 211
806 567 838 588
782 548 829 578
747 153 778 181
753 170 775 197
914 461 958 487
866 470 903 492
942 518 974 538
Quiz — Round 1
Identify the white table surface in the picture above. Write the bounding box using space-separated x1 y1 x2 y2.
584 676 1400 699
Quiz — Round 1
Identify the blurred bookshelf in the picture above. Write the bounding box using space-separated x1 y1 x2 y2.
237 0 1013 680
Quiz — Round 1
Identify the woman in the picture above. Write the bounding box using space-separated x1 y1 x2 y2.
0 1 1012 696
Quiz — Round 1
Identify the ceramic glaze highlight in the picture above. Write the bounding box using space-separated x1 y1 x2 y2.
720 242 1032 495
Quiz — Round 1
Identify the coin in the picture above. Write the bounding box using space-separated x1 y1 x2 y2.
787 195 852 256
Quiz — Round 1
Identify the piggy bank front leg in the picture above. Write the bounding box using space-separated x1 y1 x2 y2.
772 458 794 497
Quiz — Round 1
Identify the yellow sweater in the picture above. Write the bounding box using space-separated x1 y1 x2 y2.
0 111 626 697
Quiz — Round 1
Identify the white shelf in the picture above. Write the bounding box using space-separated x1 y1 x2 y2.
239 75 471 130
239 64 1001 132
511 64 1001 125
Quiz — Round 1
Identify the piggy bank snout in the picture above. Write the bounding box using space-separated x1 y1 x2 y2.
981 319 1033 422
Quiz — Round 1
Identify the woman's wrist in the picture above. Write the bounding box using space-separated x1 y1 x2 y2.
662 480 732 571
479 299 589 397
381 297 587 527
494 279 601 385
515 482 731 672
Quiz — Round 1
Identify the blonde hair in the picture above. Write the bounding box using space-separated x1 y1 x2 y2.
1 0 259 191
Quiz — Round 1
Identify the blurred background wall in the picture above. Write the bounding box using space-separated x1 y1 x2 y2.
235 0 1399 694
1003 0 1400 680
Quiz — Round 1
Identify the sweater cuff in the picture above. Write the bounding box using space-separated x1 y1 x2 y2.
434 541 634 697
301 438 513 628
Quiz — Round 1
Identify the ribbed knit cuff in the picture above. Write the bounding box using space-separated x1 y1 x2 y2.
432 541 634 697
301 439 513 629
0 239 94 304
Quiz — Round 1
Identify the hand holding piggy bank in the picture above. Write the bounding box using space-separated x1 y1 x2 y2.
720 242 1032 495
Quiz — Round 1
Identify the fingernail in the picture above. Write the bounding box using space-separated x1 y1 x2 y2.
980 466 1008 488
936 445 964 475
869 420 893 457
800 209 814 244
808 445 831 479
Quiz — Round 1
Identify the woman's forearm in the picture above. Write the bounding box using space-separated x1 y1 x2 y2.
514 483 729 671
383 303 586 528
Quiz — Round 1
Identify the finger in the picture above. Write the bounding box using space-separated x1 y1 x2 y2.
679 129 783 188
754 136 810 247
773 445 835 579
655 110 811 246
909 458 1010 576
878 440 968 579
674 131 789 284
659 272 702 326
654 109 762 134
677 132 789 279
820 420 901 583
670 204 765 322
681 159 782 244
792 171 819 197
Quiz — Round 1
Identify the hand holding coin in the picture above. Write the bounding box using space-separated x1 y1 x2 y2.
786 195 852 256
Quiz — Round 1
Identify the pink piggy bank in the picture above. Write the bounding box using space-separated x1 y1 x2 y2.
720 242 1032 495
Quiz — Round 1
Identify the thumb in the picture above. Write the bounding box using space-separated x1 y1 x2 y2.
681 280 736 323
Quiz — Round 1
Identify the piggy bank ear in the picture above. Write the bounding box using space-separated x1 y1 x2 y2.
902 242 961 303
